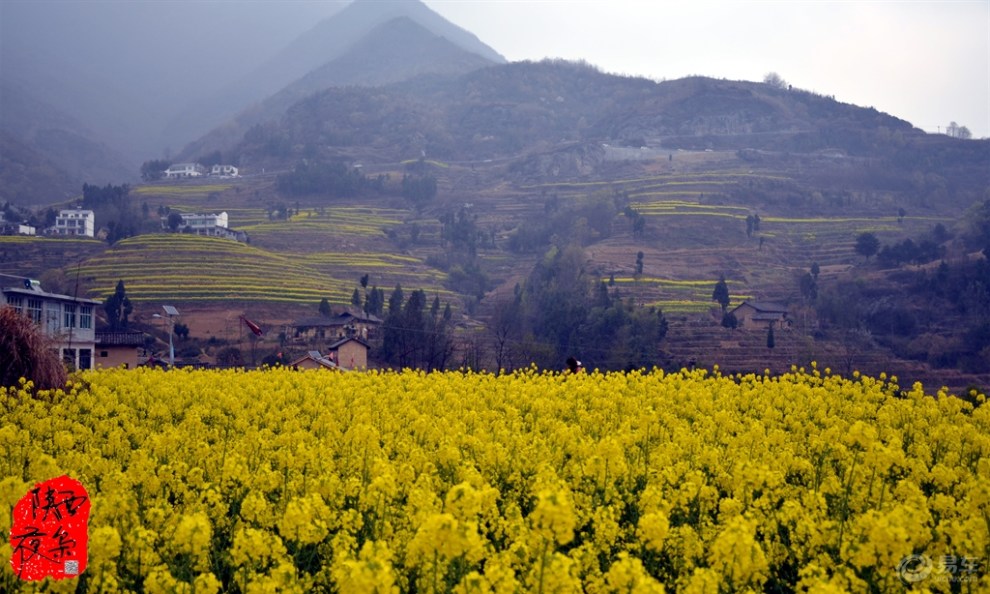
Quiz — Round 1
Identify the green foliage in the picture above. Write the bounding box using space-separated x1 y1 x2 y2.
216 346 243 367
401 174 438 209
364 287 385 318
140 159 171 181
498 243 669 370
379 287 454 370
721 312 738 329
83 183 140 243
276 160 378 198
166 212 184 232
104 280 132 331
876 238 941 267
712 275 730 312
318 298 331 318
854 232 880 260
507 196 618 253
799 272 818 302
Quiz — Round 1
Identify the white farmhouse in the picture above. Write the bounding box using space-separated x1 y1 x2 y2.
164 163 206 179
53 209 95 237
210 164 239 177
162 211 236 238
1 277 102 370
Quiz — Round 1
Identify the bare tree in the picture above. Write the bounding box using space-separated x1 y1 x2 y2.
763 72 788 89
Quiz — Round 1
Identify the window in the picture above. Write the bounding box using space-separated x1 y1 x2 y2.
62 348 76 370
6 295 23 314
64 303 77 328
80 306 93 329
27 298 42 323
46 308 60 334
79 349 92 370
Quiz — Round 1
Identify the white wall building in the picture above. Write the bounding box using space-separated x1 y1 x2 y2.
53 209 95 237
164 163 206 178
1 278 102 370
161 211 235 238
210 164 239 177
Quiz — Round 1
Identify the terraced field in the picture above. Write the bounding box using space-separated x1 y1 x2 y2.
523 165 947 313
75 234 448 305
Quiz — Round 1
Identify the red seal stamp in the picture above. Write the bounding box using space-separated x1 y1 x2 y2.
9 475 90 581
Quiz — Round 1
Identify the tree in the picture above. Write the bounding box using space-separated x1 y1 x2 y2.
104 280 132 330
140 159 171 181
763 72 788 89
712 275 730 313
635 251 644 276
351 288 362 307
799 272 818 302
360 274 369 289
946 121 972 139
810 262 820 281
216 346 243 367
855 232 880 261
318 298 331 318
365 287 384 317
167 212 184 232
173 322 189 340
767 324 776 349
0 306 67 389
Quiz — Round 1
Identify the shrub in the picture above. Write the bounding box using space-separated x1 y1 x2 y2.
0 306 67 390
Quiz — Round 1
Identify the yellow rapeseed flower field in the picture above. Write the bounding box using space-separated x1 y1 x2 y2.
2 367 988 592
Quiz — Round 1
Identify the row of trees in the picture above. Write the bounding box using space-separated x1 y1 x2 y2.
488 243 669 371
275 161 385 198
82 183 143 244
378 286 454 371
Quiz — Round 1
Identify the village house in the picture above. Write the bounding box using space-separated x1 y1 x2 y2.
730 301 790 329
161 211 246 241
210 164 239 177
164 163 206 179
327 337 371 370
52 209 95 237
288 310 382 345
0 222 36 236
95 330 147 369
1 277 102 370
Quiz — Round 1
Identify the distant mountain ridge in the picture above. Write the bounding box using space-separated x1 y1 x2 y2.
219 60 947 162
178 15 497 162
168 0 505 154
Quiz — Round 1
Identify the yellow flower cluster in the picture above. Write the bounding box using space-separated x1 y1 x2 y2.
1 366 988 593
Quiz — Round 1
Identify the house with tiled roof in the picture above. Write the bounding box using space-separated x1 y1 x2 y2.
327 337 370 371
289 351 340 371
729 301 789 329
95 330 147 368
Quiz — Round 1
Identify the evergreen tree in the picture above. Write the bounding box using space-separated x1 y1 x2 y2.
104 280 133 330
712 275 730 313
319 298 331 318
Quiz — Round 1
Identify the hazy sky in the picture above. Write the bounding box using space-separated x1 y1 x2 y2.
423 0 989 138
